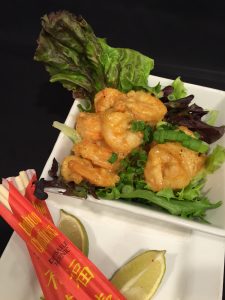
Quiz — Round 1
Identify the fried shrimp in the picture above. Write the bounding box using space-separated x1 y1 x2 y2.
76 112 102 141
125 91 167 125
61 155 83 184
144 142 205 191
94 88 167 126
94 87 127 113
67 156 120 187
72 140 120 170
101 111 143 155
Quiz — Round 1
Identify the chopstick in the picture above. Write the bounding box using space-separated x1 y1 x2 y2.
0 201 73 299
0 172 125 299
0 177 91 299
8 182 121 297
0 172 66 300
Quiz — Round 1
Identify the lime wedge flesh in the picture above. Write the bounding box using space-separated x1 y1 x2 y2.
110 250 166 300
58 209 89 256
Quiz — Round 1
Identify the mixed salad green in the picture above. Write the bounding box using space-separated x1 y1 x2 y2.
34 11 154 98
34 11 225 222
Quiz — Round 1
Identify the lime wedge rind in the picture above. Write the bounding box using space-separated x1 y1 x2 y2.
58 209 89 256
111 250 166 300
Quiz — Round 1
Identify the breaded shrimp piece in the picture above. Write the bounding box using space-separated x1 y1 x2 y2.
76 112 102 141
61 155 83 184
125 90 167 125
68 156 120 187
72 140 121 171
94 87 127 113
101 110 143 155
144 142 205 191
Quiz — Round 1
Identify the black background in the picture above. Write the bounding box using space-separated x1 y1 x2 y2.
0 0 225 298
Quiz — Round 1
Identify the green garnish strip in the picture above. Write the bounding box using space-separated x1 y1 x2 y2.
153 129 209 153
108 153 118 164
53 121 81 144
131 120 146 132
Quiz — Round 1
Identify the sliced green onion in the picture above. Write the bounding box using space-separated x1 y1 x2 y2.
182 139 209 153
153 129 209 153
130 121 153 144
77 99 92 112
143 126 153 144
131 120 146 131
108 152 118 164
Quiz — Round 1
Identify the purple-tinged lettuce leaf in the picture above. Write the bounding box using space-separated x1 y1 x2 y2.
34 10 154 99
166 116 225 144
34 158 99 200
48 157 59 178
163 92 225 143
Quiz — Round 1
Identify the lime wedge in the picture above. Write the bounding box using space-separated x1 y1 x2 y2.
110 250 166 300
58 209 89 256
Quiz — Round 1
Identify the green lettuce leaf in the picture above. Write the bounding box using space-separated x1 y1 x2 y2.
119 189 221 219
175 145 225 202
98 38 154 92
205 145 225 173
34 11 104 98
168 76 187 101
34 11 154 98
156 188 175 200
204 110 219 125
148 82 163 98
176 176 206 201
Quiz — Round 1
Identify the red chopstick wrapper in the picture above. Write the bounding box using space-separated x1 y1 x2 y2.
0 177 125 300
24 172 69 300
4 171 68 300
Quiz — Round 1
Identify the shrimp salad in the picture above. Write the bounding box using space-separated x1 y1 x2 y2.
36 81 225 223
34 11 225 222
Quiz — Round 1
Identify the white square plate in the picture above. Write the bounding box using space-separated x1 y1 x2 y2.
42 75 225 237
0 76 225 300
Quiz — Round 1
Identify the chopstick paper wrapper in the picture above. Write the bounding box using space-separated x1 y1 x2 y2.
0 176 125 300
22 170 68 300
1 171 71 300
